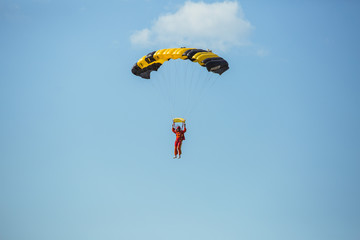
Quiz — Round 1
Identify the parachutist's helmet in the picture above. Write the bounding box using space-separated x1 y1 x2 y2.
176 126 181 131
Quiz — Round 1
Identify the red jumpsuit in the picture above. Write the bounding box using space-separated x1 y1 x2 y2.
172 126 186 156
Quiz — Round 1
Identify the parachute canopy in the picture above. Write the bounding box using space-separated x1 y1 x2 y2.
132 47 229 79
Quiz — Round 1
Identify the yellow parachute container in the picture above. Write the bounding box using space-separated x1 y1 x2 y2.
173 118 186 123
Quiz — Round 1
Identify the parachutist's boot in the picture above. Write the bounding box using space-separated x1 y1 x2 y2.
173 155 177 159
178 155 181 159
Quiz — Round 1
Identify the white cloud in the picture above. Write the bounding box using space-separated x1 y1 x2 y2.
130 1 253 51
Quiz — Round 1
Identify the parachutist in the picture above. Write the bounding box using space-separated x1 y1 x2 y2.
172 120 186 159
131 48 229 158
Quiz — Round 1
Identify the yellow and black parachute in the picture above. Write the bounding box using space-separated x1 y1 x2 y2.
131 47 229 79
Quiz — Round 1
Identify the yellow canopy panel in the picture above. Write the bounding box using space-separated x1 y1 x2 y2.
173 118 186 123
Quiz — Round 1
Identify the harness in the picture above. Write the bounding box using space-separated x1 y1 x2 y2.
176 131 185 141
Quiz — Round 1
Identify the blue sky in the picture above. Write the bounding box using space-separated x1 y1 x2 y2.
1 1 360 240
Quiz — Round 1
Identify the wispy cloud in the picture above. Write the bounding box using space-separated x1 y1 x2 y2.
130 1 253 51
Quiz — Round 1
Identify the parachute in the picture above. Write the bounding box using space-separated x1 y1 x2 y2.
132 48 229 79
131 47 229 119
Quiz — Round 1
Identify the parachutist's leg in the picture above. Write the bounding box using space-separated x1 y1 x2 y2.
178 141 183 156
174 140 179 157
